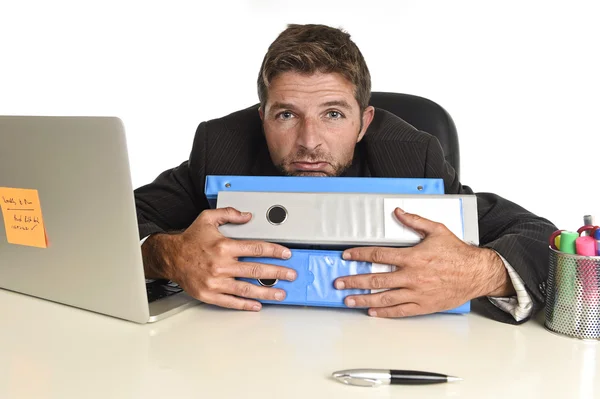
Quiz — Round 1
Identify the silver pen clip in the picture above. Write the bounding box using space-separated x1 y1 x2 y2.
332 370 388 387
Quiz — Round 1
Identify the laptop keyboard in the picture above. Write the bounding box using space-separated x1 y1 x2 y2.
146 280 183 303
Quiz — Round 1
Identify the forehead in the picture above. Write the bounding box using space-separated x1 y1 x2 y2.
265 71 358 109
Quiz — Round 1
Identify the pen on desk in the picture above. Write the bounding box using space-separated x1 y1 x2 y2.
331 369 462 387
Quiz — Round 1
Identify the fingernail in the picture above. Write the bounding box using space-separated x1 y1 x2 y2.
282 249 292 259
286 271 296 280
335 281 345 289
347 298 356 307
342 252 351 260
252 305 261 311
395 207 406 214
369 309 377 317
275 291 284 301
242 212 252 217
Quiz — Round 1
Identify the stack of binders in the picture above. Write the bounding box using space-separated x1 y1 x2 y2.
205 175 477 314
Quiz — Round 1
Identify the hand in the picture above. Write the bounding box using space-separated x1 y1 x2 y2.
334 207 513 318
142 207 297 311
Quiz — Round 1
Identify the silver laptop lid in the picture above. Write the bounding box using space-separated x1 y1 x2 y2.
0 116 150 323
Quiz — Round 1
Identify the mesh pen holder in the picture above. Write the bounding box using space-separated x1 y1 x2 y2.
545 247 600 340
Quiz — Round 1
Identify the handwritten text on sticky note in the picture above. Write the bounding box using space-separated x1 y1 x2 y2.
0 187 48 248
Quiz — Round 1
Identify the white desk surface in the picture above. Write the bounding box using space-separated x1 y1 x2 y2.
0 289 597 399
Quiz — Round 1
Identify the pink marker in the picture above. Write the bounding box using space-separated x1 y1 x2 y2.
575 236 596 256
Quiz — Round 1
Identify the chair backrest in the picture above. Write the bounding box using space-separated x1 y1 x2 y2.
369 92 460 179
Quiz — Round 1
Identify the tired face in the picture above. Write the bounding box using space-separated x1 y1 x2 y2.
259 71 374 176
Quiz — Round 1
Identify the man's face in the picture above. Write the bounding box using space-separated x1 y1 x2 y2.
259 71 374 176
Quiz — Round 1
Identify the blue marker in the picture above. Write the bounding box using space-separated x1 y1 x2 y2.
595 229 600 256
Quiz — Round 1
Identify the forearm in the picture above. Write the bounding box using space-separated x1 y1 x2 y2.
480 203 555 296
134 160 208 239
422 135 556 323
474 248 516 298
141 233 180 280
487 252 533 322
472 194 556 323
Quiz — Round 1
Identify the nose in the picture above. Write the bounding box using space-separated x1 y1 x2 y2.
296 117 322 150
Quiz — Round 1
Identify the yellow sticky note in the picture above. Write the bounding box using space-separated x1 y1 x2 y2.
0 187 49 248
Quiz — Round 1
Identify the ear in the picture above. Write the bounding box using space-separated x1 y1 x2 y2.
357 106 375 143
258 106 264 122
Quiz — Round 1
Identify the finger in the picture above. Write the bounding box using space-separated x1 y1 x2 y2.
233 261 297 281
341 246 407 265
201 292 263 312
227 239 292 260
222 280 287 302
203 207 253 227
367 303 424 318
393 207 447 238
344 288 413 308
334 271 403 290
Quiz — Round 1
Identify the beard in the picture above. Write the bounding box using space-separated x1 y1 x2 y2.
276 146 353 177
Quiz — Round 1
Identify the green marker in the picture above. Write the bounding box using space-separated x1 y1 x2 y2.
559 231 579 254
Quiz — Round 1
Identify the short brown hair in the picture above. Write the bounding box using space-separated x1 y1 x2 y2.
257 24 371 111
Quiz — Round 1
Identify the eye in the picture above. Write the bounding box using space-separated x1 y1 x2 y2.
278 111 294 120
326 110 343 119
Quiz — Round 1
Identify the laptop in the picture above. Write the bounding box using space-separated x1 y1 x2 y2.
0 115 199 323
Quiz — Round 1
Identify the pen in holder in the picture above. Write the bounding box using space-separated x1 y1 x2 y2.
545 247 600 340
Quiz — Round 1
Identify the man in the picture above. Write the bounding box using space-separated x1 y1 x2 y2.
135 24 556 325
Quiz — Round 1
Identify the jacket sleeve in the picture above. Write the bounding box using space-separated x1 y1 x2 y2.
424 134 557 324
133 122 210 239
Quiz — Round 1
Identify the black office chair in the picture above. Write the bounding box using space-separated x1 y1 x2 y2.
369 92 460 179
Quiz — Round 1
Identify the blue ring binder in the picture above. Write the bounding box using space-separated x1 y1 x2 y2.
205 175 470 314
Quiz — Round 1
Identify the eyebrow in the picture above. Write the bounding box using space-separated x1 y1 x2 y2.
268 100 353 113
319 100 353 110
269 102 297 112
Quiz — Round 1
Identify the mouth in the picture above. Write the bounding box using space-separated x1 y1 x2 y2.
291 161 329 171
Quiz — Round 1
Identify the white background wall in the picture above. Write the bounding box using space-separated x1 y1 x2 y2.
1 0 598 231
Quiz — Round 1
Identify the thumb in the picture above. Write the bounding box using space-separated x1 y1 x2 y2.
393 207 442 239
208 207 253 227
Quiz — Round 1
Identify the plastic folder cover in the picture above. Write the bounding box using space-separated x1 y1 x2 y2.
239 248 470 314
205 175 444 208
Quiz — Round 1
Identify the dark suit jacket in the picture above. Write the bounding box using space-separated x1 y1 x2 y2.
134 105 557 325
